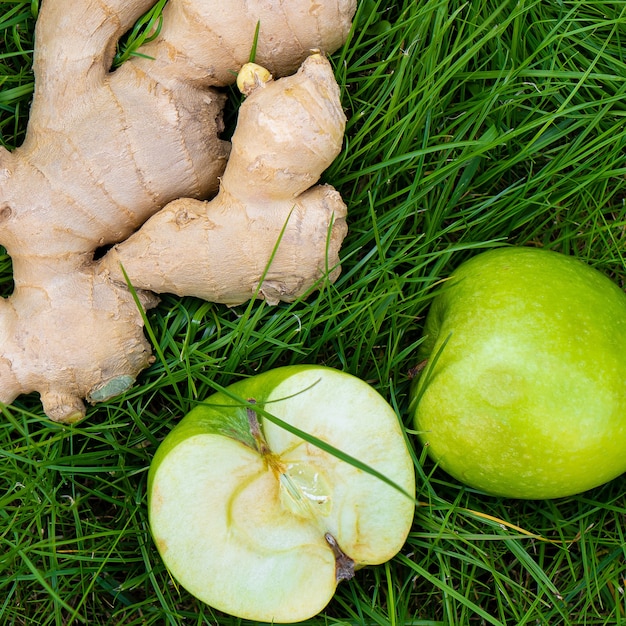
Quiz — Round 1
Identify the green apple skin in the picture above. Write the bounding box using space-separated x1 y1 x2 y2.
148 365 415 623
411 247 626 499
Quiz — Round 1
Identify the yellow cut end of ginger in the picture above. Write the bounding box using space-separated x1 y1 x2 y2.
236 63 273 96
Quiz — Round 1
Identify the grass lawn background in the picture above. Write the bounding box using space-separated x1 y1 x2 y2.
2 0 626 624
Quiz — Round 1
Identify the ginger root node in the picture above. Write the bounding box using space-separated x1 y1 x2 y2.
237 63 273 96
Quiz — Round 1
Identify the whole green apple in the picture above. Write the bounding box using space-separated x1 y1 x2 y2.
411 246 626 499
148 365 415 623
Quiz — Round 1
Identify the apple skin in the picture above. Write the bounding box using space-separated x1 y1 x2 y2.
411 246 626 499
148 365 415 623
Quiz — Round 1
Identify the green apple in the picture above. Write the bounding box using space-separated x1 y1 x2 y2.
411 246 626 499
148 365 415 623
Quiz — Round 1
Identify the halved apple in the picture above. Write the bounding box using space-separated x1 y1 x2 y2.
148 365 415 623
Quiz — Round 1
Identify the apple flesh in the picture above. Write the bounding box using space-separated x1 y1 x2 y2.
148 365 415 623
411 247 626 499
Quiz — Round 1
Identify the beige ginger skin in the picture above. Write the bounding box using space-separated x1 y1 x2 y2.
100 55 348 305
0 0 355 422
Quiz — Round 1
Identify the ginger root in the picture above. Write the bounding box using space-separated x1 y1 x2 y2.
0 0 354 422
100 55 347 306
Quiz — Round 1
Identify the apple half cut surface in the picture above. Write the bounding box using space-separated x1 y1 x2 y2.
148 365 416 623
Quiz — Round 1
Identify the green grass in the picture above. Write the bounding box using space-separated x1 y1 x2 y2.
2 0 626 624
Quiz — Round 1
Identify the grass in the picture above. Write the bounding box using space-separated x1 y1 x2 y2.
1 0 626 624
